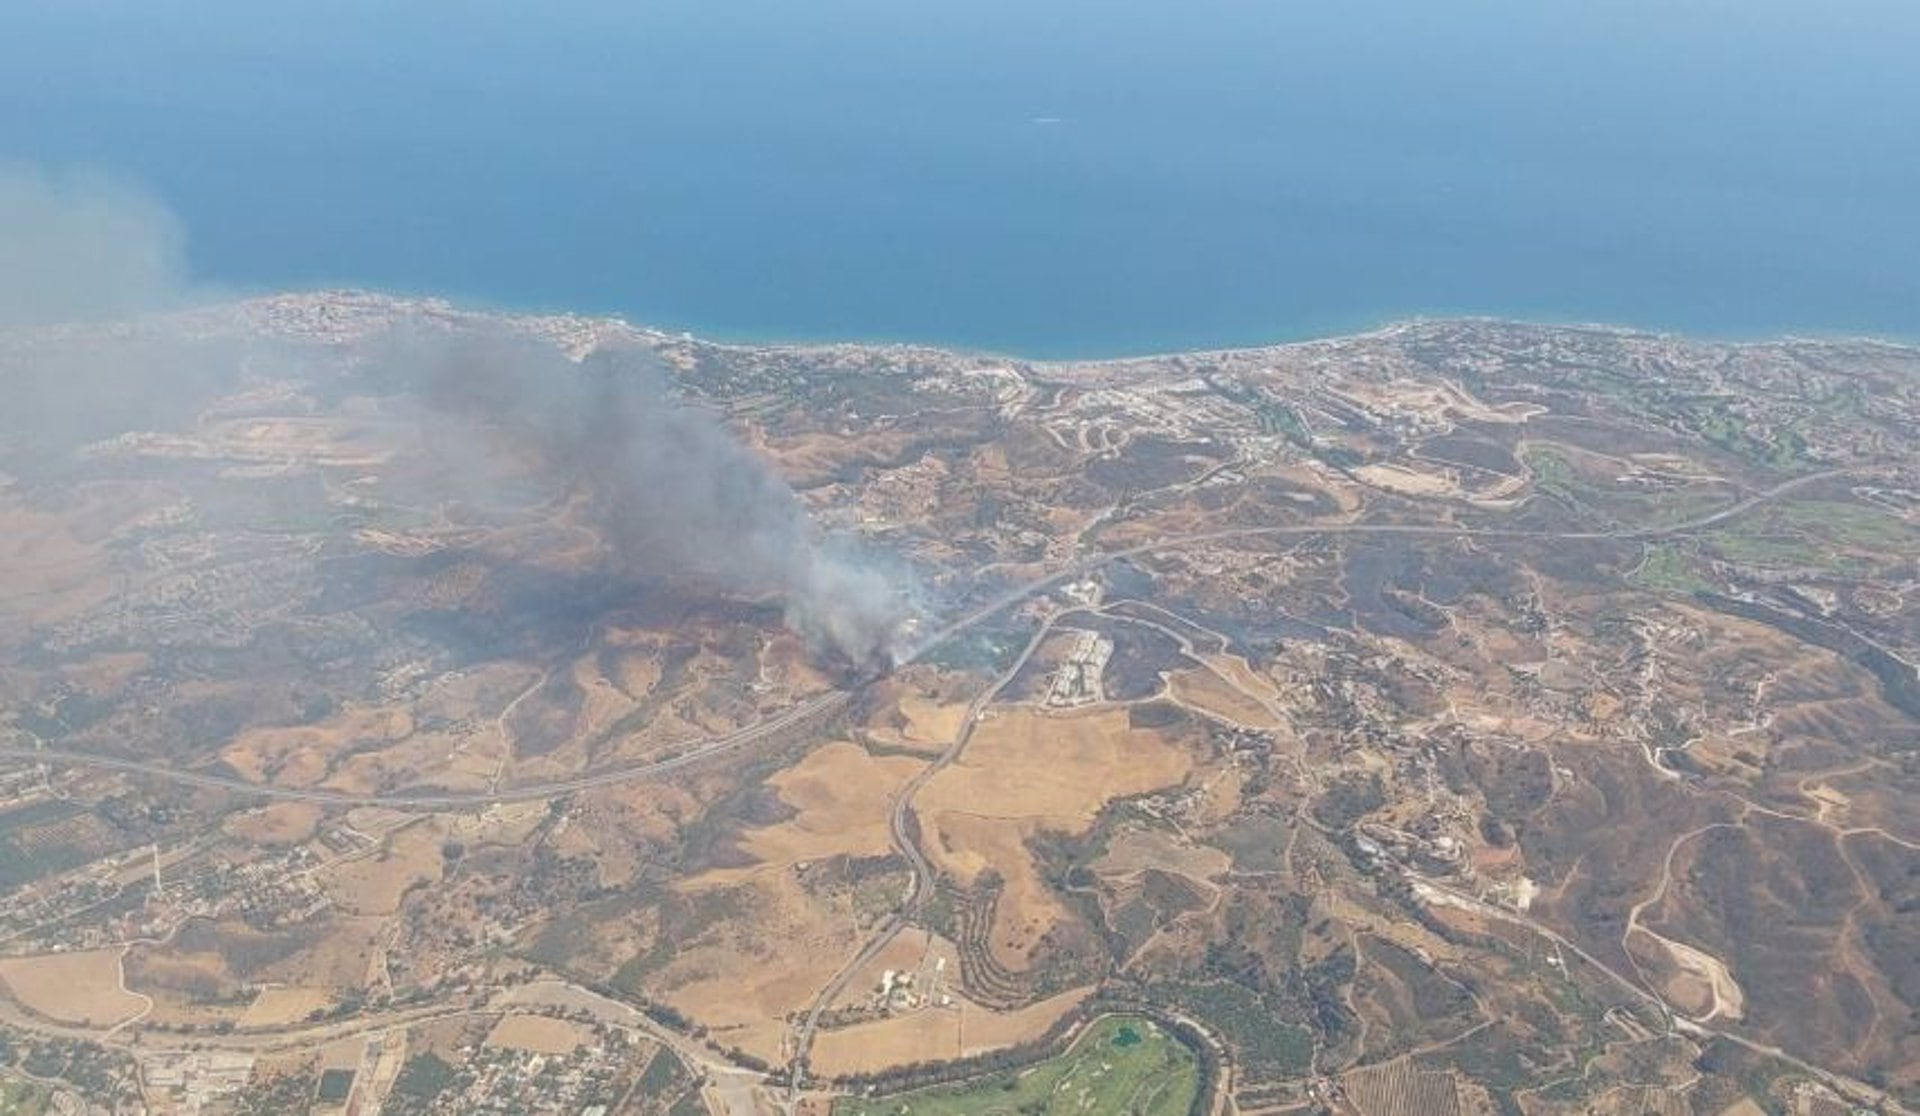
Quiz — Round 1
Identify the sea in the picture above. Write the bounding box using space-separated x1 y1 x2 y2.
4 0 1917 358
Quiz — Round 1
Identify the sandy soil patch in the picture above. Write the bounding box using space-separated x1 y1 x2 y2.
238 986 331 1028
0 949 144 1028
1628 926 1745 1022
1353 462 1461 498
485 1013 588 1055
223 802 326 846
809 986 1090 1078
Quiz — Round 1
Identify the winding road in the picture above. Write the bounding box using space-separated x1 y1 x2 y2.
0 466 1902 1112
0 467 1855 811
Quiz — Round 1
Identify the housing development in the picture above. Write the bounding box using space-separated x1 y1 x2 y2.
0 292 1914 1116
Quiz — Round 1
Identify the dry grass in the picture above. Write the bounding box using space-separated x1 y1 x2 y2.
810 1008 962 1075
927 812 1062 971
484 1014 587 1055
0 949 143 1027
238 986 332 1028
893 695 970 749
223 802 326 846
654 872 864 1067
222 706 414 788
1352 462 1463 498
320 821 446 915
915 707 1193 969
808 986 1090 1077
826 929 955 1011
195 416 395 468
320 728 498 796
861 670 977 755
721 741 924 878
0 499 110 633
131 916 387 1019
918 707 1191 830
1166 668 1281 729
1093 827 1231 884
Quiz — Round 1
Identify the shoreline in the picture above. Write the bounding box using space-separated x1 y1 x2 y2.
361 281 1920 362
287 287 1920 364
16 285 1920 366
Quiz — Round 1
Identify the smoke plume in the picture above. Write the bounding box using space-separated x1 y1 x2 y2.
402 328 912 670
0 163 911 668
0 164 196 328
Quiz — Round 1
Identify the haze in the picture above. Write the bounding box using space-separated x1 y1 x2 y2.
3 0 1917 354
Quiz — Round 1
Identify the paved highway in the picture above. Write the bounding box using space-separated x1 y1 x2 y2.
899 467 1854 665
0 692 848 809
0 468 1854 812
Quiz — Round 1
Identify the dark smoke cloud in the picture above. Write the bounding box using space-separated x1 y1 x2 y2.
0 163 911 668
395 327 913 669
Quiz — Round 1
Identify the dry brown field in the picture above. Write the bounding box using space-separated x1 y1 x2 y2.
653 872 864 1066
0 498 111 634
825 929 956 1011
915 707 1193 968
320 821 448 915
238 985 332 1028
484 1013 588 1055
222 802 326 846
808 985 1090 1077
221 706 414 787
1093 827 1230 884
917 707 1191 831
1166 668 1281 729
0 948 144 1027
724 741 924 876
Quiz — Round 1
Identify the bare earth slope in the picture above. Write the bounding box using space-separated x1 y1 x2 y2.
0 293 1914 1115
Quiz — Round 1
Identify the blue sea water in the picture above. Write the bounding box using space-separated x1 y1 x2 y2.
3 0 1917 357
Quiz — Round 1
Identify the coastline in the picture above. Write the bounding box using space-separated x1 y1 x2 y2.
118 285 1920 368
